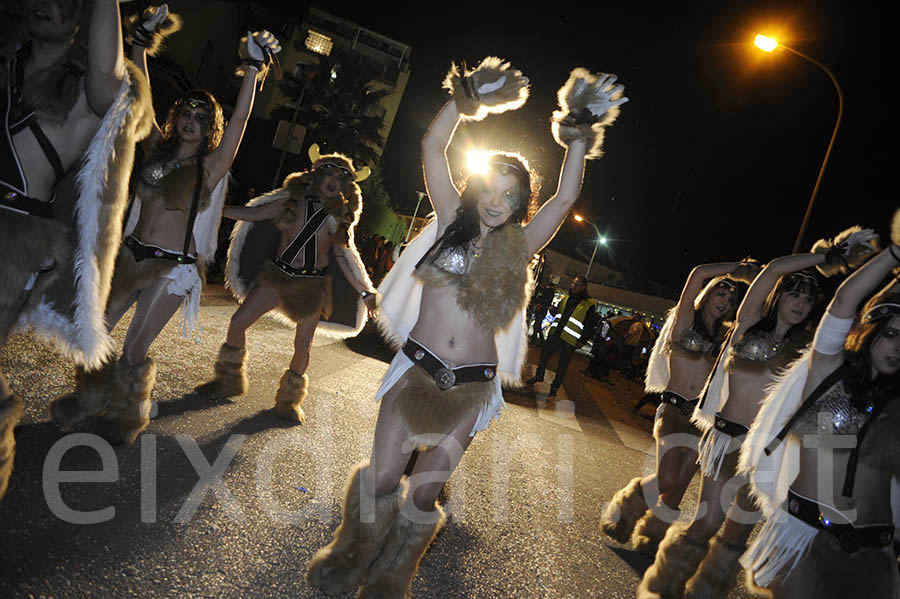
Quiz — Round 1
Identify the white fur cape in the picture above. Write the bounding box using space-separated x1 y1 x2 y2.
644 306 675 393
225 189 372 339
374 220 529 387
15 65 152 369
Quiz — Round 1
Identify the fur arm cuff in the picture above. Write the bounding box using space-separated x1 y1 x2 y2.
551 69 628 159
811 226 880 277
125 8 182 57
442 56 529 121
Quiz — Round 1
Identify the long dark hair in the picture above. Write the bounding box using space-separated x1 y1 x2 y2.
748 271 820 341
433 151 538 259
843 291 900 400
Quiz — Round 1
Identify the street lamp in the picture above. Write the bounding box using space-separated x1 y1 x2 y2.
754 34 844 253
573 214 607 278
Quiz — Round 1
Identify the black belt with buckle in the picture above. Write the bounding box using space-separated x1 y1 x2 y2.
713 413 750 437
661 391 699 417
402 339 497 391
273 258 327 278
126 236 196 264
1 190 53 218
787 490 894 553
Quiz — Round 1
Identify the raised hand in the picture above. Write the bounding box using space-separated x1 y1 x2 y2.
128 3 181 55
442 56 529 120
551 68 629 159
812 226 881 276
237 30 282 82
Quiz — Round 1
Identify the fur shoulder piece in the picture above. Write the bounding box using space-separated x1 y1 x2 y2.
22 43 87 125
283 171 362 226
418 224 531 331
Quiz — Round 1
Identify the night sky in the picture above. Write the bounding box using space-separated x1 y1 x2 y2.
333 0 888 296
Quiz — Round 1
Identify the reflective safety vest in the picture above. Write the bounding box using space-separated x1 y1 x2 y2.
549 296 594 346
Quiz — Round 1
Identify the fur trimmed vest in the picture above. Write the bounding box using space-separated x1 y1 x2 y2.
414 224 531 332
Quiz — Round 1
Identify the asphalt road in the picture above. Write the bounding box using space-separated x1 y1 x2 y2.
0 286 756 598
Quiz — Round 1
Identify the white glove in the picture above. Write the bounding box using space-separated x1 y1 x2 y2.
240 30 282 63
583 74 629 120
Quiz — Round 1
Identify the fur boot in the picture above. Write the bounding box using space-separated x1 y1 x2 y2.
48 360 117 427
0 394 24 501
272 369 308 423
195 343 248 398
92 358 155 445
600 477 648 543
307 463 406 596
632 508 674 554
357 501 446 598
636 524 710 599
684 532 745 599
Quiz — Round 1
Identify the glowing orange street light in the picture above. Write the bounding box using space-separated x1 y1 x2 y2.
573 213 607 278
754 33 844 253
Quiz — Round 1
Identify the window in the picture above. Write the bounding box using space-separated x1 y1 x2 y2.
305 31 333 56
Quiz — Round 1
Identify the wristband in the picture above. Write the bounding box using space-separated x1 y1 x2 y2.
132 26 152 47
360 290 374 299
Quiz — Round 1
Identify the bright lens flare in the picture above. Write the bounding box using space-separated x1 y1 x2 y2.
574 214 584 222
466 150 492 175
599 236 607 245
755 34 778 52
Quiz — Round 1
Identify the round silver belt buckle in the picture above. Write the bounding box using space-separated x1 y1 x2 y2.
433 367 456 390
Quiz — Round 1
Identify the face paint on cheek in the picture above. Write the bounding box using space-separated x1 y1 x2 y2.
503 188 520 211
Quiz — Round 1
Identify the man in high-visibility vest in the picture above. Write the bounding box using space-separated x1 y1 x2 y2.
526 276 598 397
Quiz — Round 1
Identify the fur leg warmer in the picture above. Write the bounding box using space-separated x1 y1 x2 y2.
600 477 648 543
684 532 745 599
48 360 117 427
272 369 308 423
637 524 710 599
632 508 674 555
92 358 155 445
357 501 446 598
196 343 248 398
307 463 406 596
0 394 24 501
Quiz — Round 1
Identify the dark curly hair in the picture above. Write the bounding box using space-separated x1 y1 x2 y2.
155 90 225 158
432 151 539 260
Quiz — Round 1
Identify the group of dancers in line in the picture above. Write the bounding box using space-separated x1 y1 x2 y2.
4 4 898 599
600 222 900 598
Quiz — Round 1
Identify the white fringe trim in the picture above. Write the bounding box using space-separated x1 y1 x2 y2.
697 425 736 481
740 510 817 587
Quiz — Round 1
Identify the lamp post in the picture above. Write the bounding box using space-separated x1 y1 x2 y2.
573 214 607 278
754 34 844 254
404 191 427 243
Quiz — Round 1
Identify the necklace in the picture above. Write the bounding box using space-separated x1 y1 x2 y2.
470 239 483 258
172 150 200 170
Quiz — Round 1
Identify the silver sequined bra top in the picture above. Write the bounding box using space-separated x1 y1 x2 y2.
791 380 872 436
432 245 468 275
669 326 713 354
731 330 784 362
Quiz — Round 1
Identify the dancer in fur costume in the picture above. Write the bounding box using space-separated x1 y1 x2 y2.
1 0 153 500
195 144 377 422
306 58 627 597
637 228 879 599
600 262 755 556
48 7 281 446
739 214 900 599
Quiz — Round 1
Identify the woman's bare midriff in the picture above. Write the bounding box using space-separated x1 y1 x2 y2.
793 448 893 525
719 366 772 425
133 191 198 254
409 283 499 366
666 350 715 399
